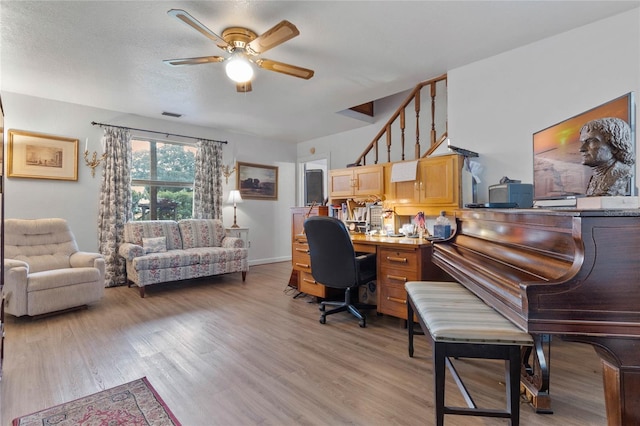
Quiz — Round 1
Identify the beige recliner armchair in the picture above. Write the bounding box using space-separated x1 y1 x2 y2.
3 218 105 317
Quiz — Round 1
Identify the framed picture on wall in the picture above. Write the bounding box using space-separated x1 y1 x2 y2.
8 129 78 181
237 161 278 200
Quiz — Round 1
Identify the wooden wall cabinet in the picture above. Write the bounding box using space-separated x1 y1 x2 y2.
390 154 461 205
329 164 384 199
388 154 463 215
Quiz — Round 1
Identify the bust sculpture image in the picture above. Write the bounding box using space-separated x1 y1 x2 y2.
579 117 635 196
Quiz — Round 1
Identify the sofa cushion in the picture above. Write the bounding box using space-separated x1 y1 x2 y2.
143 237 167 254
29 267 102 292
179 219 225 249
185 246 248 265
124 221 183 250
131 250 200 271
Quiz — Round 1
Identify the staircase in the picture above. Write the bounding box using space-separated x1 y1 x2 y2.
352 74 448 166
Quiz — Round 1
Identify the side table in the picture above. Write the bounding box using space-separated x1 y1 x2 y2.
225 227 250 249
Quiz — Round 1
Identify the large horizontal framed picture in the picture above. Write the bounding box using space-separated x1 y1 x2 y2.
8 129 79 181
532 93 635 200
237 161 278 200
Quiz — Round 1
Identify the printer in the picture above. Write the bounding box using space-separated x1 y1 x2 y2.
488 183 533 208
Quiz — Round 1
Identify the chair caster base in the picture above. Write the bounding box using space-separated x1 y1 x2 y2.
319 315 326 324
359 319 366 328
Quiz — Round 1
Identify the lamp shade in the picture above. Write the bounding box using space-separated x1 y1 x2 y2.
227 190 243 204
225 55 254 83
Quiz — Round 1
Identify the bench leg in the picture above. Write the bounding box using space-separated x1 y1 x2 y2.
508 345 521 426
407 300 415 357
433 342 446 426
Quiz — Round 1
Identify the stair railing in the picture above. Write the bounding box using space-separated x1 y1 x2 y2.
353 74 448 166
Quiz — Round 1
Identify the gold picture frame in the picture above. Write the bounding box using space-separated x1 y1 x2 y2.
237 161 278 200
8 129 78 181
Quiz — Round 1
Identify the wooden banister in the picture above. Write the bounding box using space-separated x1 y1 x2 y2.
353 74 447 166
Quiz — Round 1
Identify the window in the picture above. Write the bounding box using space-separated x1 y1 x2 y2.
131 138 196 221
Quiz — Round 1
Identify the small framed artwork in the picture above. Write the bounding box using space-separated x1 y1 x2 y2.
237 161 278 200
8 129 78 181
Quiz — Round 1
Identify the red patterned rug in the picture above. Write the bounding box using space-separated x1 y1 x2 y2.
12 377 181 425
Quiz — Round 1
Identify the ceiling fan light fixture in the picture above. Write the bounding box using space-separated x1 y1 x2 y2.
225 54 254 83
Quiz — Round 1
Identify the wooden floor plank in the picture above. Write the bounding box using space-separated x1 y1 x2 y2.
1 262 605 425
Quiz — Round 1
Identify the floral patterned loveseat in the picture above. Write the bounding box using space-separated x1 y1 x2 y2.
118 219 248 297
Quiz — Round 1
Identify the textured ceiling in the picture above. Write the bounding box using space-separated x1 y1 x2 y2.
1 1 638 143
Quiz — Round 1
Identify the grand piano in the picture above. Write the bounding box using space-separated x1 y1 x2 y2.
431 208 640 426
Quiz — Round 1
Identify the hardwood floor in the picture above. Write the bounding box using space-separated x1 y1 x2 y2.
1 262 606 425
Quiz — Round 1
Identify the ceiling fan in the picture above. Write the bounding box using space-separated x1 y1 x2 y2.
163 9 315 93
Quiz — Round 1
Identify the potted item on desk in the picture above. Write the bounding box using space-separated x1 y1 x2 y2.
433 211 451 239
414 211 428 239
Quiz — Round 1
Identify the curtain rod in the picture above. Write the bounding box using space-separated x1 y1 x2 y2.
90 121 228 144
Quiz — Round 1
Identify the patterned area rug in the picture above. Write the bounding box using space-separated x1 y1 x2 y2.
12 377 181 425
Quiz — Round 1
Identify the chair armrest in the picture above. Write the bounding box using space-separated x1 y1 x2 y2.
3 258 29 316
4 258 29 271
70 251 104 268
222 236 245 249
118 243 145 261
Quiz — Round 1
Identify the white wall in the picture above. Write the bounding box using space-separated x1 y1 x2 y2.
2 92 295 265
300 9 640 204
448 9 640 201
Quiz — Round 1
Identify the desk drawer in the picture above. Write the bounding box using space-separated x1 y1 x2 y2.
378 282 409 319
379 266 419 285
353 243 376 254
298 271 326 298
379 248 419 271
292 243 311 272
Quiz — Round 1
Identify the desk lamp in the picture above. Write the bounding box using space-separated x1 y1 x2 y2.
227 190 243 228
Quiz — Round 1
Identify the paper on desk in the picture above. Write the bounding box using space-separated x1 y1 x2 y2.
390 160 418 182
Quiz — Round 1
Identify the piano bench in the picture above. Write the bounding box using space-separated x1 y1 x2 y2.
405 281 533 426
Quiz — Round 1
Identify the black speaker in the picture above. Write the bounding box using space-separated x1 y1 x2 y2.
305 169 324 205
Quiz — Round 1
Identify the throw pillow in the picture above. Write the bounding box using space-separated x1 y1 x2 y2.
142 236 167 254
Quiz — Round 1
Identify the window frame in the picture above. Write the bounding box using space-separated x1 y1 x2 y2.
131 137 196 221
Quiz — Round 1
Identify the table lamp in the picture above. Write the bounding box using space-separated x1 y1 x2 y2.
227 190 243 228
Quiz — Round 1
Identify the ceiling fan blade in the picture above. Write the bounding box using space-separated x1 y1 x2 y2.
163 56 225 66
256 59 314 79
236 82 252 92
247 20 300 55
167 9 229 50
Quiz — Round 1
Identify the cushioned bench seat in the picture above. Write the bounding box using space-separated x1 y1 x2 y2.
405 281 533 426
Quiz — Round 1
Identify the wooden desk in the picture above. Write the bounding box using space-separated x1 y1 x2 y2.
292 230 451 319
352 234 451 319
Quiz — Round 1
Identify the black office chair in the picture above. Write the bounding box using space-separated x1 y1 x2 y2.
303 216 377 327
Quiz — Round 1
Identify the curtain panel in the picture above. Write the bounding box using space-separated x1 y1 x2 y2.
98 127 132 287
193 140 223 219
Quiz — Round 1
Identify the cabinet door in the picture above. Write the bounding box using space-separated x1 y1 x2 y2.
353 165 384 196
329 169 355 197
391 177 420 204
420 155 460 205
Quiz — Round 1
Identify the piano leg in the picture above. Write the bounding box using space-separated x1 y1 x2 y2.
564 336 640 426
520 334 553 413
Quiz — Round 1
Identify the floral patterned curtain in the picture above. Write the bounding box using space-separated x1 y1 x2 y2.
98 127 132 287
193 140 223 219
